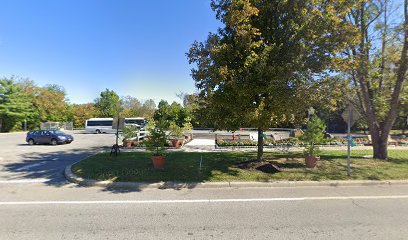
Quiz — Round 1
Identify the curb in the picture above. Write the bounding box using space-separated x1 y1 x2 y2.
65 162 408 190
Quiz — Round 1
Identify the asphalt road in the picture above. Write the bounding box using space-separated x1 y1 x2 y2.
1 184 408 239
0 131 116 184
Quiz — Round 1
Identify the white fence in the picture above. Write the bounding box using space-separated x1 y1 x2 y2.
40 122 73 131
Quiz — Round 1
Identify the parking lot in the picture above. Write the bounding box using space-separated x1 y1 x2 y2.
0 131 116 184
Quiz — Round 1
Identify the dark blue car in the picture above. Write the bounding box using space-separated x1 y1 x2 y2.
26 130 74 145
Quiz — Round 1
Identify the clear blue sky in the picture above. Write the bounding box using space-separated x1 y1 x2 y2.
0 0 219 104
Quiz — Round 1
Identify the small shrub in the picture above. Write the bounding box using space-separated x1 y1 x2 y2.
300 116 326 157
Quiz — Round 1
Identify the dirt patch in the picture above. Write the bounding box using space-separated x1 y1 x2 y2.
255 163 281 174
236 158 305 173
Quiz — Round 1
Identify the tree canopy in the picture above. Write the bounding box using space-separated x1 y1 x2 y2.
0 78 33 132
120 96 156 118
153 100 188 127
338 0 408 159
94 89 122 117
188 0 356 160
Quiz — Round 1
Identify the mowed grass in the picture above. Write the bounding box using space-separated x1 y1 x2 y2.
72 150 408 182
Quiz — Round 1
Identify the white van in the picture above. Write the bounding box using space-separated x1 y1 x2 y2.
124 117 148 139
85 118 115 134
124 117 147 128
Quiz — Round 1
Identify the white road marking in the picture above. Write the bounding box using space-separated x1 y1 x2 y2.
15 162 46 171
0 179 49 184
1 195 408 205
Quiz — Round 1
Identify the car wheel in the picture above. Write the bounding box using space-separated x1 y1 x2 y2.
51 139 58 145
28 139 35 145
96 129 101 134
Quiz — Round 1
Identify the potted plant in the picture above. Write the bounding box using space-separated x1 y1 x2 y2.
182 117 193 143
300 116 326 168
168 121 183 148
145 120 167 169
122 125 138 148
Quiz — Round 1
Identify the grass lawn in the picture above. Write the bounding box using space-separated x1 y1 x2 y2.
72 150 408 182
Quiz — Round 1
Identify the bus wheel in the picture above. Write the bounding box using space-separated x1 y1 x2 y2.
96 129 101 134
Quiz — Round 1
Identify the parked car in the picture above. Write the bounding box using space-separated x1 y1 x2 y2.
26 130 74 145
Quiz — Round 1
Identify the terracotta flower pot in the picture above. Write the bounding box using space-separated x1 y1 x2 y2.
124 140 132 148
151 155 165 169
305 155 320 168
171 139 181 148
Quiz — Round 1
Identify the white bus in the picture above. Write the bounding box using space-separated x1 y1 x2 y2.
124 117 148 140
124 117 147 128
85 118 115 134
85 117 148 134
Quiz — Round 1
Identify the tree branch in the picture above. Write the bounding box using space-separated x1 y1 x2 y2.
382 0 408 134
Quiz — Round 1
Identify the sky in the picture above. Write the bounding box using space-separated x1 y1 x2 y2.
0 0 220 105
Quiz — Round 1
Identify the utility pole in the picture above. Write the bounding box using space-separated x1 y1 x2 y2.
347 107 352 177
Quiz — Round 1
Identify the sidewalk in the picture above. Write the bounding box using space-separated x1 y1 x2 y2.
120 138 408 153
184 138 408 152
183 139 216 152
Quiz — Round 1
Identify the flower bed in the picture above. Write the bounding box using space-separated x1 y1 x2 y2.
216 136 372 148
216 137 303 148
129 135 193 149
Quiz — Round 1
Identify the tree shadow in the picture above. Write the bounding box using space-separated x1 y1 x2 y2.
91 150 408 191
6 146 404 194
3 146 109 188
66 151 256 193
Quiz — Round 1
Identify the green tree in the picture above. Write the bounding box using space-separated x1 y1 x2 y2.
188 0 355 161
340 0 408 159
153 100 170 124
169 102 187 127
177 92 200 127
140 99 156 118
0 78 33 132
153 100 187 127
19 81 70 126
71 103 97 128
119 96 156 118
121 96 142 118
94 89 122 117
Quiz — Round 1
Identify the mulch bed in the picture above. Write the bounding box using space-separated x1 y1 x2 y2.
235 160 281 174
235 158 306 174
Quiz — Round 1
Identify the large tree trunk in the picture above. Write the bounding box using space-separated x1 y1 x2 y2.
352 0 408 160
377 0 408 159
257 128 264 162
372 133 388 160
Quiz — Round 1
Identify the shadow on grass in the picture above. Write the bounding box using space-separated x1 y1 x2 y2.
74 150 391 190
72 151 259 192
11 147 404 193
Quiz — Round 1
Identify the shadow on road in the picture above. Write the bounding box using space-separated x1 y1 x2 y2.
3 146 108 188
3 146 158 193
